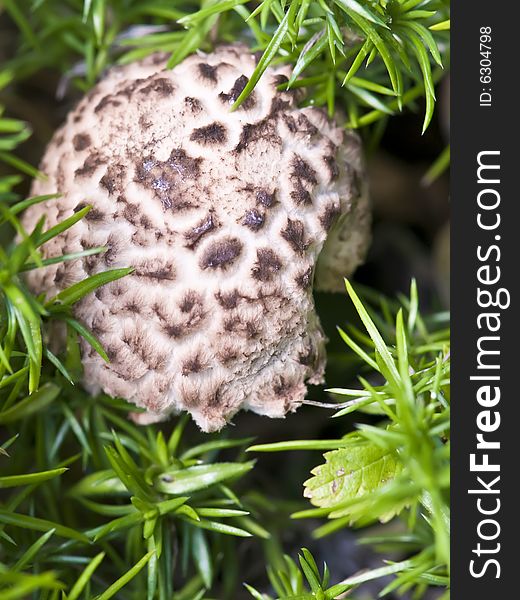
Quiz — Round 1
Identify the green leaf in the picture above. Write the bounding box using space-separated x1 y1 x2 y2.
248 440 351 452
402 20 443 66
430 19 450 31
64 317 109 362
22 246 105 272
175 504 200 521
167 16 218 69
0 367 28 391
399 28 436 132
298 549 321 593
69 470 127 497
0 382 60 424
76 498 134 517
44 348 74 384
146 537 158 600
0 508 90 542
0 529 16 545
91 0 105 44
288 32 328 86
67 552 105 600
82 0 94 21
344 279 401 385
180 436 254 460
156 462 254 495
104 444 155 502
178 0 249 25
94 551 154 600
244 583 265 600
0 434 18 455
303 441 403 523
0 468 67 489
339 9 398 94
12 528 56 572
325 582 352 598
0 151 41 179
0 571 63 599
232 1 297 109
1 0 40 49
167 413 189 455
3 285 42 379
235 516 270 539
91 511 142 541
36 206 91 247
185 518 252 537
196 508 249 518
191 527 213 587
341 558 414 586
48 268 133 308
334 0 388 28
348 76 397 96
348 84 395 114
154 497 188 519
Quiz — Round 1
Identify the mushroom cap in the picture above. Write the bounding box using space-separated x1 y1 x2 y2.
23 45 370 431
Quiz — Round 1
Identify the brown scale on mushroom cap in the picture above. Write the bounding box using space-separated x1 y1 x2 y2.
22 44 371 432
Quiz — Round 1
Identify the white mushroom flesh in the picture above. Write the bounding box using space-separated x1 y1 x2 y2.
23 45 370 431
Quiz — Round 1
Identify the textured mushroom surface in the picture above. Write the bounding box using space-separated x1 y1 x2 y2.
23 45 370 431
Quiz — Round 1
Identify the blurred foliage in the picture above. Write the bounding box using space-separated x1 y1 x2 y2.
2 0 449 131
1 1 450 598
245 548 354 599
250 281 450 598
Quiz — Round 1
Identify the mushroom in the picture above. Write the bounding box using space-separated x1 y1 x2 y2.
22 45 371 432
